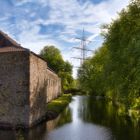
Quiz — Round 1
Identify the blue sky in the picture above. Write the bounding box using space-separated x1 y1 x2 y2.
0 0 130 77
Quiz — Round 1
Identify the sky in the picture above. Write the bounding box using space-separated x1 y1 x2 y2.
0 0 130 77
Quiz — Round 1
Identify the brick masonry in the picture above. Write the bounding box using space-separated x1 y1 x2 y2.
0 51 30 128
29 53 61 126
0 31 61 129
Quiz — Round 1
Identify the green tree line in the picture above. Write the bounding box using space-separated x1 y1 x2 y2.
78 0 140 110
40 45 74 91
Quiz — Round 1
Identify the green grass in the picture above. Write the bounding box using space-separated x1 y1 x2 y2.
46 94 72 114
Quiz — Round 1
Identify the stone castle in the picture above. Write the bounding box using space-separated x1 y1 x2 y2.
0 30 61 129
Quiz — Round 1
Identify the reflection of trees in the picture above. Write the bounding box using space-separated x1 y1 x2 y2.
15 109 71 140
46 107 72 132
15 130 25 140
1 96 140 140
56 107 72 127
22 123 46 140
81 96 140 140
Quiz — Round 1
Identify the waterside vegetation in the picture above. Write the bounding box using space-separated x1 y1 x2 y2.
46 94 72 120
40 46 74 92
78 0 140 119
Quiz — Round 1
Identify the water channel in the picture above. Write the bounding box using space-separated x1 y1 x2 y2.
0 95 140 140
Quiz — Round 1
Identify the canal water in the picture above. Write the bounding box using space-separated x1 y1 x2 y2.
0 95 140 140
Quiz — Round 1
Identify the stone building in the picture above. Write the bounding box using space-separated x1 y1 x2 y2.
0 30 61 129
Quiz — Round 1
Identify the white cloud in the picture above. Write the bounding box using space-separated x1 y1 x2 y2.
0 0 130 78
18 24 62 54
20 0 130 77
42 0 129 32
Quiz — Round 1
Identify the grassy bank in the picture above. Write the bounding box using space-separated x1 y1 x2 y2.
46 94 72 120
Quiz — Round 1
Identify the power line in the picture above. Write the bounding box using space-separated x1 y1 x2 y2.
72 28 92 65
73 47 92 52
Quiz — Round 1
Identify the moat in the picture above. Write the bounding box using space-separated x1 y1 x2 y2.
0 95 140 140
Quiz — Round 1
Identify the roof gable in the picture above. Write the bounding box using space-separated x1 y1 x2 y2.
0 30 20 47
0 30 27 52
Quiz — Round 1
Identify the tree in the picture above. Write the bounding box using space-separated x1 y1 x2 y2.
40 46 64 73
40 45 74 91
78 0 140 109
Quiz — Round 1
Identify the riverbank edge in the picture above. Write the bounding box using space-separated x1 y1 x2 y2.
0 94 72 130
91 95 140 121
45 94 72 121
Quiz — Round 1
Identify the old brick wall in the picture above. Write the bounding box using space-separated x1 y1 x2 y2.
0 51 61 128
0 30 62 128
46 69 61 103
0 51 30 128
29 53 48 126
29 53 61 126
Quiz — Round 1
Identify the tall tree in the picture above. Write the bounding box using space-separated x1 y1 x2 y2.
40 46 64 73
40 45 74 91
78 0 140 109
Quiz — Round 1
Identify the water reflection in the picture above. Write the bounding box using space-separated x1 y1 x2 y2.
46 96 112 140
84 96 140 140
0 95 140 140
47 122 112 140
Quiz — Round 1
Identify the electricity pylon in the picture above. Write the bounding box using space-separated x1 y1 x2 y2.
72 28 92 65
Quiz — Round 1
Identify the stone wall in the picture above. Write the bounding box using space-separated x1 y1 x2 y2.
0 51 61 128
29 53 61 126
46 68 61 103
0 51 30 128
